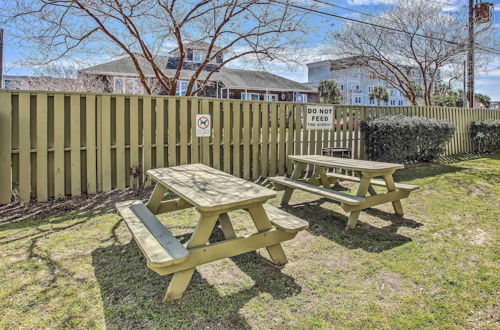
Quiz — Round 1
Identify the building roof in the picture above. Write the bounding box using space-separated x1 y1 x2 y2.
80 56 316 93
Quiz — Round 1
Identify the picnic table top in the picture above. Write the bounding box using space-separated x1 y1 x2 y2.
288 155 404 173
147 164 276 212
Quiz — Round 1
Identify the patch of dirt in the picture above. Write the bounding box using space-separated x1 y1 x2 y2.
465 303 500 329
469 228 491 247
0 187 154 224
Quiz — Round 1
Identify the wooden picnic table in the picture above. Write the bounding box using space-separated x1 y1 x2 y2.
269 155 418 230
116 164 308 302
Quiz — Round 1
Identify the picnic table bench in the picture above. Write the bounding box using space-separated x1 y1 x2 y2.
116 164 308 302
269 155 418 230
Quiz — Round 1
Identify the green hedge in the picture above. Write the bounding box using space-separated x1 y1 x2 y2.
470 120 500 152
361 115 455 163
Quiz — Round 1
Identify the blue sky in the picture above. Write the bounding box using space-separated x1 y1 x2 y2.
4 0 500 100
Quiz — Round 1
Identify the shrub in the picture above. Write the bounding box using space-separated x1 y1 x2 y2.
470 120 500 152
361 115 455 163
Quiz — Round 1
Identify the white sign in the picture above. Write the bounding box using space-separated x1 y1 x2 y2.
305 105 334 130
196 114 211 137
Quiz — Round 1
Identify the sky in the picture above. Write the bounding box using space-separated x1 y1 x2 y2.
3 0 500 100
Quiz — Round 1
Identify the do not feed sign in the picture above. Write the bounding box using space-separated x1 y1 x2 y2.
305 105 334 130
196 114 211 137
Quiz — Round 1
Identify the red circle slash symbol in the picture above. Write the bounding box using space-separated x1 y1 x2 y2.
197 116 210 129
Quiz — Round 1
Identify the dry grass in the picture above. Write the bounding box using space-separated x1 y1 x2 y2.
1 154 499 329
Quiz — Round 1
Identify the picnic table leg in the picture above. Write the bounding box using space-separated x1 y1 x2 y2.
247 205 288 265
355 171 377 196
163 213 219 302
146 184 168 214
345 174 372 230
383 174 404 216
281 162 305 206
218 212 237 239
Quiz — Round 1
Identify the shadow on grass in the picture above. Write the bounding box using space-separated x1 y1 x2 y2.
282 198 422 253
92 230 302 328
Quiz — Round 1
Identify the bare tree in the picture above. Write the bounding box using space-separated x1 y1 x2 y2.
14 64 109 92
1 0 308 96
328 0 495 106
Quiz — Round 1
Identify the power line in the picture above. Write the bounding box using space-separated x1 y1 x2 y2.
310 0 499 55
271 0 500 56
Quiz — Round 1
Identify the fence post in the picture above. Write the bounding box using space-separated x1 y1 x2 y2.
0 92 11 204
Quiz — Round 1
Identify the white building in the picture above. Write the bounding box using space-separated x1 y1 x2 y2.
306 57 440 106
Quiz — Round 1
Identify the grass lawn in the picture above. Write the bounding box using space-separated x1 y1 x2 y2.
1 155 499 329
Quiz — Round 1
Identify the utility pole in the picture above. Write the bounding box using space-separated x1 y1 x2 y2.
0 29 3 89
463 60 467 108
467 0 474 108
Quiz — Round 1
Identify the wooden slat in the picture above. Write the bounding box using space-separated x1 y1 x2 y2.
101 95 112 192
18 93 31 203
278 103 286 175
232 101 241 177
252 102 260 180
168 97 177 166
116 96 126 190
147 164 276 212
213 100 221 170
270 103 278 176
263 204 309 233
327 172 419 191
70 94 81 196
54 93 65 199
130 96 139 167
143 96 152 175
86 95 97 194
286 103 294 175
294 103 302 157
36 93 48 201
289 155 403 172
243 101 251 180
156 97 165 167
201 99 210 166
179 98 188 165
190 99 199 163
116 200 189 267
261 103 269 178
0 92 11 204
223 100 231 173
269 176 365 205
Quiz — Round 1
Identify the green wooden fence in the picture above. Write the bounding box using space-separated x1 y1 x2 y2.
1 90 499 203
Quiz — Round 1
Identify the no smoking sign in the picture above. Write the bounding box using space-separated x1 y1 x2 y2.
196 114 211 137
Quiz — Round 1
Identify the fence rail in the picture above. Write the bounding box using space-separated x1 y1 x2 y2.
1 90 499 203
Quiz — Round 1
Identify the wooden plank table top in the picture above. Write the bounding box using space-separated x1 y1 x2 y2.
147 163 276 212
288 155 404 173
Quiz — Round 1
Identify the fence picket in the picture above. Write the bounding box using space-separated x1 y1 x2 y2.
54 94 65 198
18 93 31 202
70 94 81 196
252 102 261 179
36 93 48 201
116 96 126 190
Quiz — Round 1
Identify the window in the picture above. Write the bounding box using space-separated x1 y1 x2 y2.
176 81 197 96
354 96 362 104
188 51 205 62
390 100 396 105
114 77 144 94
368 86 372 93
241 92 260 100
369 98 375 105
340 84 344 91
398 100 404 106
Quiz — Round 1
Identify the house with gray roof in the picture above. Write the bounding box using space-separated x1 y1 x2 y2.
80 42 317 102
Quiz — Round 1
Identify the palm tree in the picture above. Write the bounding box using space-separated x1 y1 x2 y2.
369 86 389 105
318 80 341 104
